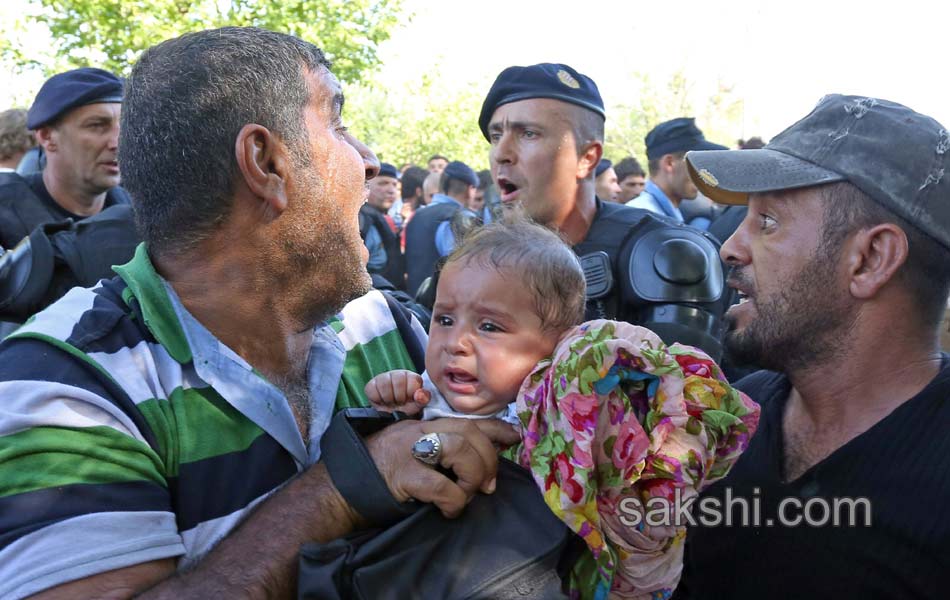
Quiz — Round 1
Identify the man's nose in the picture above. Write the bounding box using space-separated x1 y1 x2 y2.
108 123 120 150
491 131 515 165
348 134 379 181
720 212 752 266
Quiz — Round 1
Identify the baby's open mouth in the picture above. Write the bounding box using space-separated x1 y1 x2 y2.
447 370 477 384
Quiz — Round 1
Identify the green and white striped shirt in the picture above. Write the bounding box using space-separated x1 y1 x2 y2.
0 243 425 598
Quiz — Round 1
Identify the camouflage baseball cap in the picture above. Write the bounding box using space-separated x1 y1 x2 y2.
686 94 950 249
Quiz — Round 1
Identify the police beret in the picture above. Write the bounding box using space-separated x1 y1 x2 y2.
377 162 399 179
27 68 123 130
595 158 613 178
645 117 726 160
442 160 479 187
478 63 605 140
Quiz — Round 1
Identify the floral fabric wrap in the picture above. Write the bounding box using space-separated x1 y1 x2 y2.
508 320 760 599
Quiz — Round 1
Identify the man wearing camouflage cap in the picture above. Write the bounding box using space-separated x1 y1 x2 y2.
677 95 950 598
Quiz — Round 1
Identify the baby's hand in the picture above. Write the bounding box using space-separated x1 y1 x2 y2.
364 370 431 416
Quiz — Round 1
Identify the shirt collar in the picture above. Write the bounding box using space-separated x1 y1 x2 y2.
113 243 193 363
644 180 684 222
430 193 463 208
113 242 345 466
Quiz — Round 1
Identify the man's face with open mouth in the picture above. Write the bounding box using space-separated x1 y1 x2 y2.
487 98 584 228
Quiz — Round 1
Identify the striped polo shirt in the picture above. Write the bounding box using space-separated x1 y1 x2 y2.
0 244 425 598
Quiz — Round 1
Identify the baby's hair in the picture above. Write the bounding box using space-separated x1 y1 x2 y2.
444 219 587 333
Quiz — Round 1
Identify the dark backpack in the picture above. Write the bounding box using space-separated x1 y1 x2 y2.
297 456 579 600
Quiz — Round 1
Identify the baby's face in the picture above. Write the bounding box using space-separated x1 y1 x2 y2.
426 261 561 416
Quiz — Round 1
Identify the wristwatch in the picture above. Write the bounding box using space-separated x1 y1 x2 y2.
320 408 419 526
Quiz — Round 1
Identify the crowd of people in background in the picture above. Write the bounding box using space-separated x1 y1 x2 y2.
348 120 767 300
0 64 767 309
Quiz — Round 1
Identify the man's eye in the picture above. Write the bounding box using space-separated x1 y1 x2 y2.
522 130 537 139
489 132 502 143
759 214 777 229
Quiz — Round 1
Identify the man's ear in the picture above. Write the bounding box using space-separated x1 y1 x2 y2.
576 141 603 179
661 153 678 175
35 126 56 153
234 124 291 215
846 223 909 299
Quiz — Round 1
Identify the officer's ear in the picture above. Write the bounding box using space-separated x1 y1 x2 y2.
35 126 57 153
660 153 680 175
576 140 603 180
235 123 290 216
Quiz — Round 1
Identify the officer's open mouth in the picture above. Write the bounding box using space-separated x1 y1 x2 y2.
497 177 520 201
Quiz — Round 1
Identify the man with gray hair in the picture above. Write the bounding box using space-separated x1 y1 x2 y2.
676 96 950 598
0 27 515 598
0 108 35 172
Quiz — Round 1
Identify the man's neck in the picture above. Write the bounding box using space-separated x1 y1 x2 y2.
559 187 598 245
778 316 942 481
784 318 942 438
43 168 106 216
155 244 314 381
654 179 680 207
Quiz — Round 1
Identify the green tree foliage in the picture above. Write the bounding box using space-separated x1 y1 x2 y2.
6 0 403 82
604 70 745 165
346 71 491 170
345 68 746 173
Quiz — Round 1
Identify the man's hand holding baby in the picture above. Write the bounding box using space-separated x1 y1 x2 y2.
365 369 432 415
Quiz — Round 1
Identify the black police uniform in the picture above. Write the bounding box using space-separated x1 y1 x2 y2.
359 203 405 290
404 201 466 296
0 171 130 250
573 198 729 361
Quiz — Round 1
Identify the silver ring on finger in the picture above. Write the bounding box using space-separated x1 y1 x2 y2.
411 432 443 465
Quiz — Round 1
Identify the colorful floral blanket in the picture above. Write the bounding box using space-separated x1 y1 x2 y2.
506 320 760 599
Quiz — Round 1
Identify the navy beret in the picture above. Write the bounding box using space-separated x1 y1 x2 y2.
442 160 479 187
478 63 605 140
377 162 399 179
27 67 123 130
645 117 726 160
595 158 613 178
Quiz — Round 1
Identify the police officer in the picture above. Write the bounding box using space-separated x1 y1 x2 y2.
0 67 130 250
404 160 479 295
359 162 405 288
479 63 729 359
594 158 622 202
627 117 725 229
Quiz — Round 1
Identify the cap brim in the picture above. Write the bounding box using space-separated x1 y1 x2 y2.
685 148 846 205
692 139 729 152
